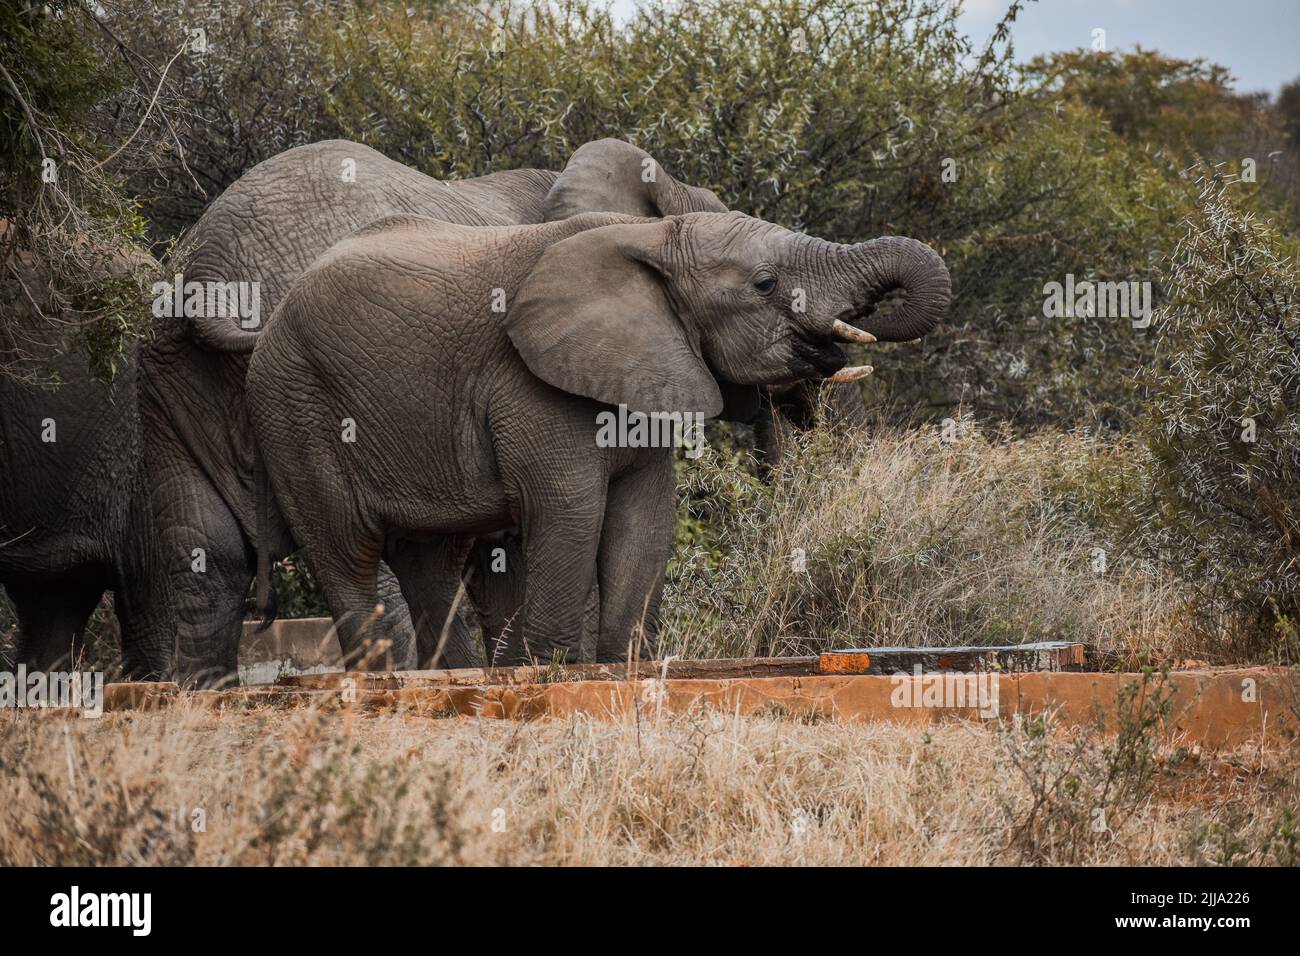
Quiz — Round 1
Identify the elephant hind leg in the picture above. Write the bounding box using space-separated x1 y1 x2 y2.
374 560 418 670
112 546 177 682
386 536 478 670
464 534 527 667
160 470 254 688
112 579 176 682
300 523 393 671
7 575 105 672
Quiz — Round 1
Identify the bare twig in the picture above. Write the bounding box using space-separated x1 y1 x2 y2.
86 40 187 173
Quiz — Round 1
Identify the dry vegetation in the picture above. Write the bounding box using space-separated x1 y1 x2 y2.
1 694 1296 867
663 419 1193 666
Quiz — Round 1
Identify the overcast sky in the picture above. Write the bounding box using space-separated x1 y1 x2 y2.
959 0 1299 95
608 0 1299 97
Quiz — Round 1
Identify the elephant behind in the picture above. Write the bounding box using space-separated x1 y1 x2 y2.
0 246 174 679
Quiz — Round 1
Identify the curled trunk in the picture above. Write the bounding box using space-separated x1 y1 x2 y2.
833 236 951 343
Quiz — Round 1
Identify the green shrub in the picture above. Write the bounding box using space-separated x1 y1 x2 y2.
89 0 346 239
1 0 155 382
995 669 1175 865
1124 176 1300 660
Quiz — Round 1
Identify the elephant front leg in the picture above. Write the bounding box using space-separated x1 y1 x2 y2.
595 452 677 662
515 491 607 665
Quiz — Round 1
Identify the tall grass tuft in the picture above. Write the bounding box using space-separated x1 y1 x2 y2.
662 417 1188 664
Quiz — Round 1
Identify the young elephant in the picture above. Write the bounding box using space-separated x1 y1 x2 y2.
247 211 950 665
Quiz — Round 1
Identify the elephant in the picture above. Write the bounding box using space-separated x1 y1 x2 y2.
245 210 951 666
150 137 726 683
0 249 174 679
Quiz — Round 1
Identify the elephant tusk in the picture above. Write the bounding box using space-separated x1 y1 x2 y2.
826 365 874 383
831 320 877 344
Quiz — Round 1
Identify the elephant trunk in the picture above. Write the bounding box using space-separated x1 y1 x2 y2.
829 236 951 343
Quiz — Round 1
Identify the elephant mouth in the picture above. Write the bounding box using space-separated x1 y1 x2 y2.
756 317 877 388
790 334 849 381
815 316 877 384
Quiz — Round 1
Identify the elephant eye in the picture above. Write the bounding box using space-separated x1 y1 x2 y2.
753 274 777 296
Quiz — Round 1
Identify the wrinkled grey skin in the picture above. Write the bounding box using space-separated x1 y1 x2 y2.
247 211 951 666
0 321 174 679
150 138 724 683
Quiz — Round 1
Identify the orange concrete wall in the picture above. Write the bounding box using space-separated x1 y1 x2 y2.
99 666 1297 749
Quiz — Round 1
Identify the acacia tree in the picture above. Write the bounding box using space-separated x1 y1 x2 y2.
90 0 347 238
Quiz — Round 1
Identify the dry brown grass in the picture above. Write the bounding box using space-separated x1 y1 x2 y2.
1 700 1295 866
664 418 1193 665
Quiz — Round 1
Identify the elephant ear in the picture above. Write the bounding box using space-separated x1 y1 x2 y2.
505 220 723 418
543 139 726 221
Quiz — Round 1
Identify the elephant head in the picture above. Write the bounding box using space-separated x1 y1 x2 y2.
543 139 727 222
543 143 944 442
505 211 950 416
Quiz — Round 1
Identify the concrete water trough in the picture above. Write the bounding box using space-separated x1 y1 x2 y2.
90 621 1298 749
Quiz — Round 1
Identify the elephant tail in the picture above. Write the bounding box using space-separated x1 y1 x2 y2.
189 313 260 353
254 452 279 632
